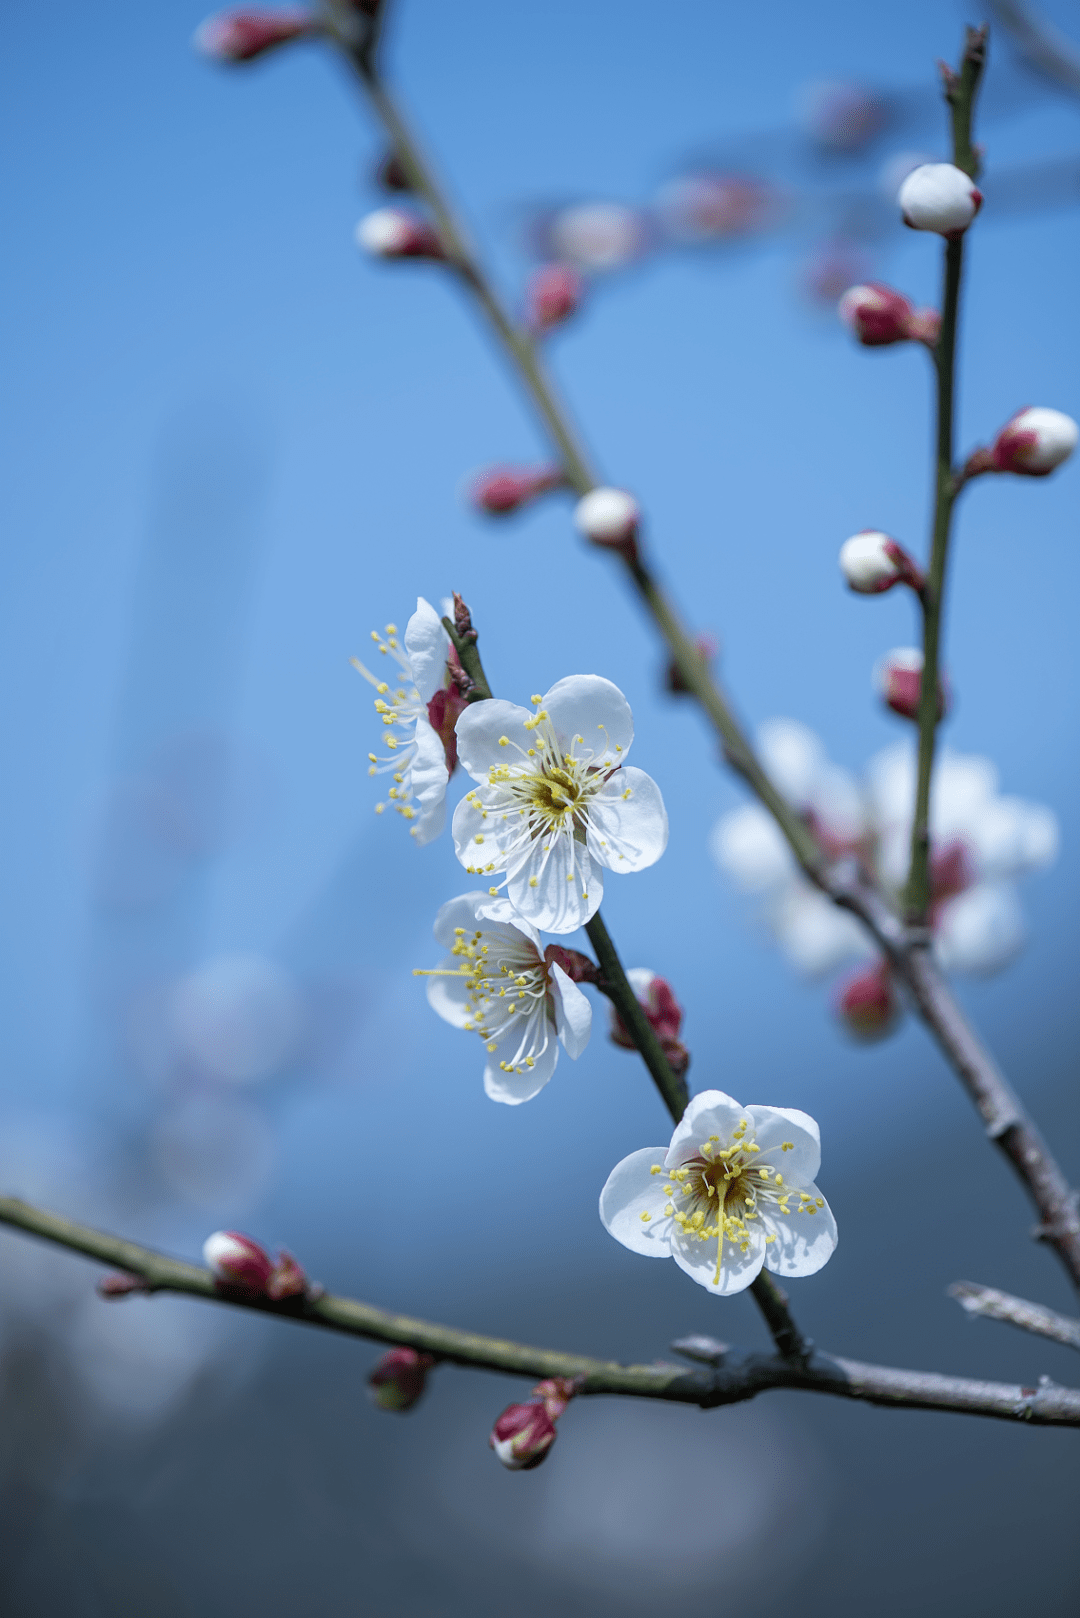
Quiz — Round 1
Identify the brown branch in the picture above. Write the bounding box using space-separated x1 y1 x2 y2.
2 1196 1078 1427
949 1281 1080 1351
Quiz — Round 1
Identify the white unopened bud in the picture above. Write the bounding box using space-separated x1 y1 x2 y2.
203 1230 274 1290
898 163 982 236
839 530 922 595
355 208 444 261
991 408 1078 476
573 487 640 551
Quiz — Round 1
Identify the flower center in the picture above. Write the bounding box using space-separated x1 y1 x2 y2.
352 624 427 826
415 927 554 1074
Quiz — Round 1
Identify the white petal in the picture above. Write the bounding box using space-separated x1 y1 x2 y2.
403 597 450 703
506 831 601 933
431 891 539 956
665 1090 746 1167
769 886 872 977
586 768 668 873
599 1147 675 1256
408 714 449 846
541 674 634 766
934 882 1025 976
756 718 825 810
455 698 535 782
424 954 474 1029
967 797 1059 880
451 790 523 876
550 963 592 1059
670 1223 766 1295
483 1030 559 1105
762 1186 837 1278
745 1104 821 1184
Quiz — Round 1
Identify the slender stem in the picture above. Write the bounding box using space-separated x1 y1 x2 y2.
3 1197 1078 1425
949 1281 1080 1351
441 615 492 701
585 909 688 1125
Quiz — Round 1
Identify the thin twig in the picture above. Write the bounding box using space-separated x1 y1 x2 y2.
1 1197 1077 1426
584 910 688 1125
949 1281 1080 1351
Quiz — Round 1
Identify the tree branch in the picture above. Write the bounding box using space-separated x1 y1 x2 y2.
949 1280 1080 1351
584 909 689 1125
2 1197 1077 1426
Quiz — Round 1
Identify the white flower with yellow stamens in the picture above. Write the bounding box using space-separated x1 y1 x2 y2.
417 892 591 1104
599 1089 836 1295
451 674 668 934
352 597 452 846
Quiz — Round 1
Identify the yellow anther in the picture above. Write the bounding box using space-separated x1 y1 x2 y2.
781 1142 794 1152
664 1204 674 1216
529 877 538 887
531 694 542 705
368 752 378 762
474 835 484 844
816 1197 824 1208
374 803 384 814
640 1211 651 1223
498 736 509 747
622 788 632 800
489 886 498 896
385 623 398 635
376 682 389 694
650 1165 662 1175
486 1042 497 1052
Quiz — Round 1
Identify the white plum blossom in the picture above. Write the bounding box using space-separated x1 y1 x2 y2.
452 675 668 933
418 892 591 1104
600 1089 837 1296
352 598 452 845
711 720 1059 984
898 162 981 235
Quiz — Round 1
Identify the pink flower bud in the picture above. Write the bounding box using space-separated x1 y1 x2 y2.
609 969 689 1078
489 1400 559 1470
525 263 584 334
193 8 314 62
470 464 565 516
838 283 914 346
839 531 923 595
368 1346 436 1411
897 163 982 236
874 647 949 722
355 208 445 262
203 1230 275 1290
97 1272 150 1298
930 839 974 905
266 1249 308 1300
836 960 898 1041
989 407 1078 477
573 487 640 555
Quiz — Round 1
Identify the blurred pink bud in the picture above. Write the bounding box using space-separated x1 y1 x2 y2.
203 1230 275 1290
355 208 445 261
836 960 898 1041
801 81 888 152
988 408 1078 477
839 531 923 595
490 1400 559 1470
427 685 468 774
470 464 565 516
526 263 584 334
898 163 981 236
837 283 938 347
368 1346 436 1411
194 8 314 61
376 152 412 193
574 487 640 556
97 1272 150 1298
930 839 974 905
266 1249 308 1300
665 634 718 695
874 647 948 722
609 969 689 1078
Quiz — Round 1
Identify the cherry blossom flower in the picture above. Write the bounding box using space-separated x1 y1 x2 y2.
352 598 454 845
600 1089 837 1296
417 892 591 1103
452 675 668 933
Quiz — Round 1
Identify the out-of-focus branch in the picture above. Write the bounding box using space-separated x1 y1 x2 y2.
2 1196 1078 1426
949 1281 1080 1351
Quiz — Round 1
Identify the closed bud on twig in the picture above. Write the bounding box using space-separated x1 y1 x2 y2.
427 685 468 773
836 959 898 1041
470 464 565 516
874 647 949 722
525 263 584 334
368 1346 436 1411
203 1230 275 1290
193 9 314 62
609 968 690 1078
355 208 445 261
839 530 923 595
543 943 600 985
665 634 718 695
97 1272 150 1298
489 1375 582 1471
574 487 640 558
837 283 939 347
897 163 982 236
987 408 1078 477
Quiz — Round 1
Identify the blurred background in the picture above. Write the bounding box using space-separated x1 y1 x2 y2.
1 1 1079 1612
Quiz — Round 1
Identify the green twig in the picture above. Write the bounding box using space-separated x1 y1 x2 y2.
584 909 688 1125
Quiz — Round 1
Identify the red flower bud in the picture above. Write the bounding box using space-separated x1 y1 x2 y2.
368 1346 436 1411
930 839 974 906
609 969 689 1077
836 959 898 1041
874 648 949 722
838 283 915 347
543 943 599 985
203 1230 275 1290
194 8 314 62
470 464 565 517
988 408 1079 477
355 209 445 262
97 1272 150 1298
489 1401 559 1470
525 263 584 334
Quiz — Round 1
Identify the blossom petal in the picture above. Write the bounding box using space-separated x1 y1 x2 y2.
451 791 524 878
665 1089 746 1168
409 714 449 846
761 1185 837 1278
586 767 668 873
506 831 602 933
669 1223 766 1295
484 1028 559 1105
542 674 634 766
550 963 592 1059
404 597 450 703
745 1104 821 1185
455 698 535 782
431 891 541 956
424 954 474 1030
599 1147 674 1256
